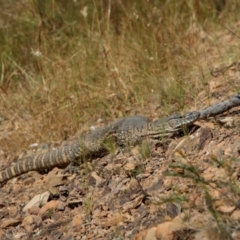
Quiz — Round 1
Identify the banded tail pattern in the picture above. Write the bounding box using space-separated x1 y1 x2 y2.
0 141 81 183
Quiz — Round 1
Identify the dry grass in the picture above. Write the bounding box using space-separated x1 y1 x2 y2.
1 1 240 238
0 0 239 151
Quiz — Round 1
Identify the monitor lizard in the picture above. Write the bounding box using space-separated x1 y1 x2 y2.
0 111 200 183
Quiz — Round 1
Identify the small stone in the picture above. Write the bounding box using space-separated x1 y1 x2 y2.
27 206 40 215
23 191 50 212
38 200 59 216
72 214 83 228
1 218 21 228
22 215 42 232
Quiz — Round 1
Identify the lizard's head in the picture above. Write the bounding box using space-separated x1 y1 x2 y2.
167 111 200 130
147 111 200 138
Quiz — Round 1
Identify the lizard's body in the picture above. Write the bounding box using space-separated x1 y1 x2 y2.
0 112 200 183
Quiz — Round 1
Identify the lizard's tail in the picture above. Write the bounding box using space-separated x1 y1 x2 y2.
0 141 80 183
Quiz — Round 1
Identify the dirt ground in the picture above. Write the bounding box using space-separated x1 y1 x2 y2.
1 17 240 240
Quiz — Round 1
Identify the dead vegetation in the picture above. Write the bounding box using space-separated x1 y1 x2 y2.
1 0 240 239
